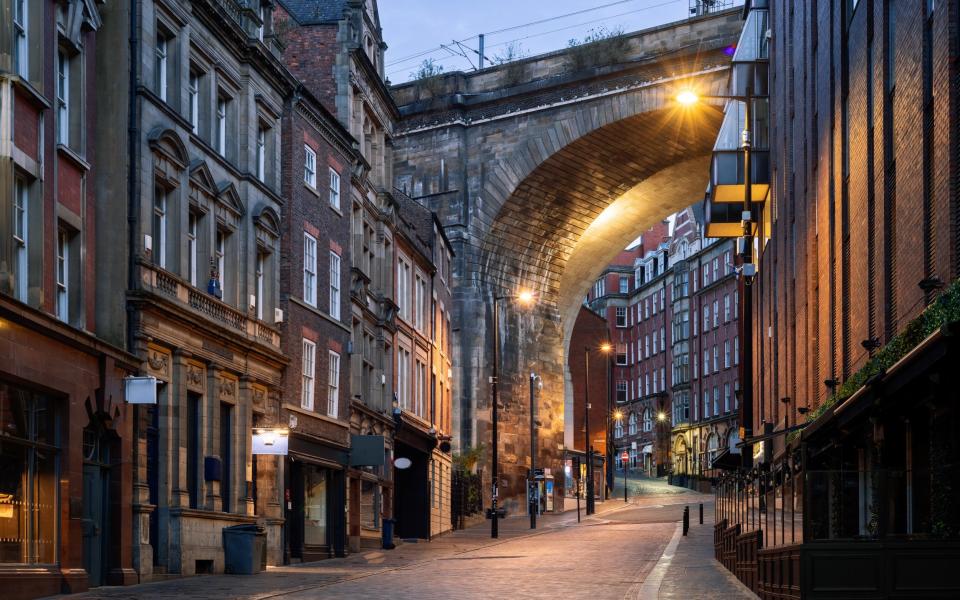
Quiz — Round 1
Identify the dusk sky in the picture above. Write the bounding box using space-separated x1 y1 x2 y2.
378 0 724 83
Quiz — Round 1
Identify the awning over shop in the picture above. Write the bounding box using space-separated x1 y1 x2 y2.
641 444 653 454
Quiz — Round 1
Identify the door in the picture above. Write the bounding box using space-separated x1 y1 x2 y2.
82 426 111 586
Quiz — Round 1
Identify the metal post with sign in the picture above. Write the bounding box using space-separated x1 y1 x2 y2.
620 451 629 502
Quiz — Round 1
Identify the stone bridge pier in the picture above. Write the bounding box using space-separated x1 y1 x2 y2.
391 9 742 512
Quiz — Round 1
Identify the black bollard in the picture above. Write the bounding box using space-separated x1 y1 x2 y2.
683 506 689 536
699 502 704 524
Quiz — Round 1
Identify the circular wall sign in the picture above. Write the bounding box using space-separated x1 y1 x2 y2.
394 457 412 469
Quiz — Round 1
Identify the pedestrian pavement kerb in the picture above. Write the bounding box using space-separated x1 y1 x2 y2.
48 485 749 600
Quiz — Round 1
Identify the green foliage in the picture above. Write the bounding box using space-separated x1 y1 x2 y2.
492 42 529 65
453 443 485 471
565 26 630 71
804 277 960 425
410 58 444 81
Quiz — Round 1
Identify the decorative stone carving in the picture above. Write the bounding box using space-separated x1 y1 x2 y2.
252 388 266 408
219 378 236 400
146 350 169 377
186 364 204 389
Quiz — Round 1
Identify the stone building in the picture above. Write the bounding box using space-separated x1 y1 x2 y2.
0 2 140 596
95 0 291 578
277 85 356 562
710 0 960 597
392 191 455 539
589 208 739 491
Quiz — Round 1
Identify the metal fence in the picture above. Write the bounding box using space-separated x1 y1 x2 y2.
451 468 483 530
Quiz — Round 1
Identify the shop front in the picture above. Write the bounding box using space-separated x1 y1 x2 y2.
393 414 435 540
0 307 137 599
285 436 348 562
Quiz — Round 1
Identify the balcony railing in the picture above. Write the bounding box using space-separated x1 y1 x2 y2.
140 263 280 350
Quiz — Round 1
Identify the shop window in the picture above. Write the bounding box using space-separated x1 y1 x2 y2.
0 382 60 564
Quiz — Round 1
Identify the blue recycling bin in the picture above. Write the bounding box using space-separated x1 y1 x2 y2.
223 524 266 574
382 518 396 550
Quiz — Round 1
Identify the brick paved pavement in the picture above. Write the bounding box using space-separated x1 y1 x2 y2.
48 488 754 599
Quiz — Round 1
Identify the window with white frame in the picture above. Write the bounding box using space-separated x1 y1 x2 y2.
329 251 341 319
187 212 198 286
703 304 710 328
398 347 411 410
256 251 266 320
327 351 340 417
724 382 731 413
652 369 658 393
329 168 341 211
644 373 649 396
734 336 740 365
713 300 720 328
643 409 652 432
188 72 200 134
301 339 316 410
614 418 623 439
304 145 317 187
56 51 69 145
13 0 27 78
215 228 227 299
303 233 317 306
13 178 28 302
415 273 426 332
56 228 69 322
257 3 267 41
616 381 627 403
616 343 627 365
660 326 665 350
644 335 650 358
713 258 720 277
256 123 267 182
660 366 665 390
156 33 169 101
703 263 710 287
416 360 427 417
724 340 731 369
397 256 412 322
713 345 719 373
615 306 626 327
152 186 167 268
724 294 731 322
703 349 710 377
703 390 711 419
216 94 229 156
713 386 720 415
619 275 629 293
652 330 658 354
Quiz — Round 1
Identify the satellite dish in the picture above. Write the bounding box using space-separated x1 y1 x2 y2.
394 457 412 470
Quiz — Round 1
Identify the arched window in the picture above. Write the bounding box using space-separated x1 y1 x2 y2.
628 412 637 435
707 433 719 466
614 418 624 439
643 408 652 432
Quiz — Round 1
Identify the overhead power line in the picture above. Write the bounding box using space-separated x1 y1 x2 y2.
385 0 646 69
386 0 685 80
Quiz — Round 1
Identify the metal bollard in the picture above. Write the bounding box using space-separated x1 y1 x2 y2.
699 502 704 524
683 506 689 536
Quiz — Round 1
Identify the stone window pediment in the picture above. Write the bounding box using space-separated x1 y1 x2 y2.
253 204 280 240
148 128 188 187
189 159 217 196
215 181 244 229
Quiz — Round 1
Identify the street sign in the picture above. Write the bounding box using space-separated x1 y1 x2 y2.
620 451 629 462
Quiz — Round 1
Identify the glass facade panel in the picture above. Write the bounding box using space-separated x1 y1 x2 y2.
0 382 60 564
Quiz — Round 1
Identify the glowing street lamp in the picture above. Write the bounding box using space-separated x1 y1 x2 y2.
676 90 700 106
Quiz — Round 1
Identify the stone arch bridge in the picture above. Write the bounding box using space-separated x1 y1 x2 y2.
391 9 742 511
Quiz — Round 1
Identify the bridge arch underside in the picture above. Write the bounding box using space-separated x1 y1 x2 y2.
475 105 722 510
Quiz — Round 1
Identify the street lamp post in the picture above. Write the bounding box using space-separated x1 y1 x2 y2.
677 80 760 470
490 290 536 539
584 346 594 516
584 343 612 516
529 371 540 530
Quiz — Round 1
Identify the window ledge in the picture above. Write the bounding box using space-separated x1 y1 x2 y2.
304 181 320 197
56 144 90 171
11 76 52 109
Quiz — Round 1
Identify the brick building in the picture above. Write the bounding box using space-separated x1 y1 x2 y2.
95 0 292 578
588 209 740 491
565 306 612 504
0 2 140 596
277 85 356 562
710 1 960 596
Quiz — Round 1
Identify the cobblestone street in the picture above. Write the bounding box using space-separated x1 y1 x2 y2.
49 490 755 600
